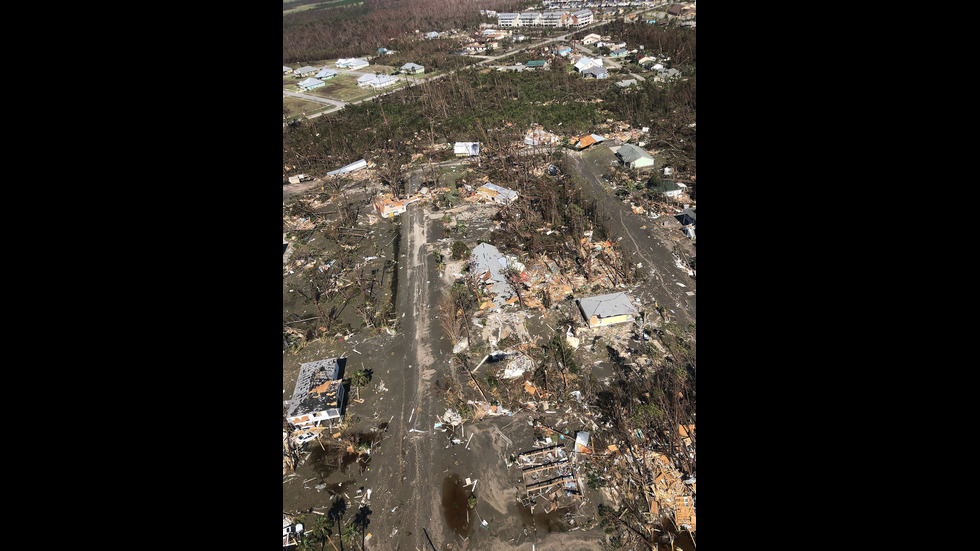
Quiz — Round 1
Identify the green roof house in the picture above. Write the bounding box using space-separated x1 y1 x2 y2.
649 179 682 197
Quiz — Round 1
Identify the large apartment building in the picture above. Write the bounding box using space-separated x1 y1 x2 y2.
498 9 591 27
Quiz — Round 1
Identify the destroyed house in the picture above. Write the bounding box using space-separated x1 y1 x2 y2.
476 182 518 205
575 134 606 149
469 243 521 307
374 194 418 218
286 358 347 427
577 292 639 328
327 159 368 177
681 208 696 227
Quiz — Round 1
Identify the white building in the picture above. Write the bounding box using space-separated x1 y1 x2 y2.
298 77 324 91
571 9 593 26
497 9 590 27
336 58 369 70
454 142 481 157
574 56 602 72
498 13 519 27
286 358 347 426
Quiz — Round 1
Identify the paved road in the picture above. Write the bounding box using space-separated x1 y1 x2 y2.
284 19 614 120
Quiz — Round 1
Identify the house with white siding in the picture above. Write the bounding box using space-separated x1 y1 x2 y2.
298 77 324 91
358 74 397 89
336 58 369 70
454 142 481 157
574 56 602 72
286 358 347 427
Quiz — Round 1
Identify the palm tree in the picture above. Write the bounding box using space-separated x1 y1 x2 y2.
299 515 335 551
351 369 372 399
340 520 361 550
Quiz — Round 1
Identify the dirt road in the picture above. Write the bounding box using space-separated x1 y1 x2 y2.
563 145 696 326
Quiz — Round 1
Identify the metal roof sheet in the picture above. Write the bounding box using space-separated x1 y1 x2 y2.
578 292 638 320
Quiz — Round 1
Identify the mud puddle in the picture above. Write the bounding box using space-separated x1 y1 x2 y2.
441 473 474 537
512 501 572 533
305 429 384 481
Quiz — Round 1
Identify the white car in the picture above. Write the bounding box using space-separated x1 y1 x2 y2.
294 431 317 445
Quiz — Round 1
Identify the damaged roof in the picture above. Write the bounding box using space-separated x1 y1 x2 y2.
477 182 518 203
470 243 521 308
287 358 346 418
578 292 638 320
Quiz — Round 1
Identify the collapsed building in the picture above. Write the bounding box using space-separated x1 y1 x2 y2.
374 193 421 218
475 182 519 205
469 243 524 309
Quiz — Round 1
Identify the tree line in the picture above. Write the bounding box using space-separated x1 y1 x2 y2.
283 0 528 64
284 63 695 180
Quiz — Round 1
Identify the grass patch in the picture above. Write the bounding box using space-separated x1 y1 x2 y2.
314 75 377 102
283 96 331 117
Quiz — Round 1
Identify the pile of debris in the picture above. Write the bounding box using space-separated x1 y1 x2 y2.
515 442 582 513
518 253 575 307
523 125 563 148
639 450 696 532
284 216 316 231
470 243 525 309
373 192 425 218
567 236 628 292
